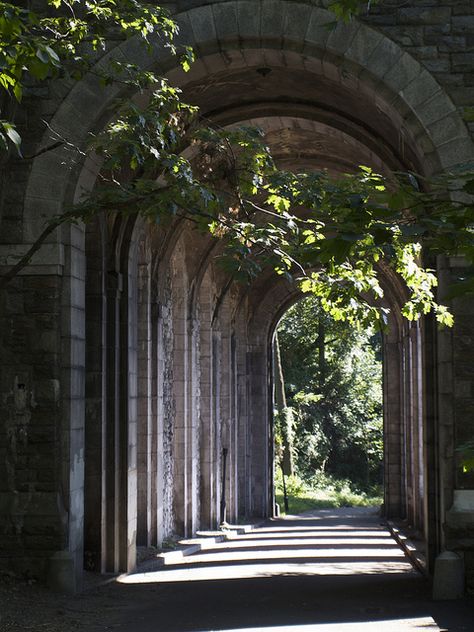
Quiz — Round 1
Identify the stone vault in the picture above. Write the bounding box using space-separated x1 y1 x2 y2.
0 0 473 592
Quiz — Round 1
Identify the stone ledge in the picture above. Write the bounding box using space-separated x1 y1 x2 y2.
446 490 474 531
123 522 262 575
387 520 428 576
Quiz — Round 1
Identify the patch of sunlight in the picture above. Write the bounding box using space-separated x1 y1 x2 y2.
119 560 414 584
281 511 380 520
236 530 392 539
209 537 396 549
156 547 407 565
257 523 384 530
207 618 439 632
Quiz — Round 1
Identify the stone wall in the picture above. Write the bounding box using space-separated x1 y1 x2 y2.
0 273 64 579
0 0 473 590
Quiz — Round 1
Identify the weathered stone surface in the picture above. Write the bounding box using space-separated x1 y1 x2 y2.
398 7 452 25
236 0 261 40
452 15 474 34
432 551 464 600
212 1 238 42
190 4 217 44
0 0 473 591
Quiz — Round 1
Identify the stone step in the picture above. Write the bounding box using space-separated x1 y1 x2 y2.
156 524 261 566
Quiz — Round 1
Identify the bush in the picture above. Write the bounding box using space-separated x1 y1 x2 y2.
275 469 382 514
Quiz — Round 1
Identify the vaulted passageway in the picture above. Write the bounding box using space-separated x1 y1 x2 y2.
1 0 473 596
48 4 474 580
263 278 428 548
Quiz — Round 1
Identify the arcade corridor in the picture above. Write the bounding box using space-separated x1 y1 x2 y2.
1 0 474 605
5 507 474 631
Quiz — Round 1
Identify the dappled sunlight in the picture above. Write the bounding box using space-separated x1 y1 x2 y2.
111 511 467 632
157 547 406 565
200 617 439 631
203 537 396 549
119 560 414 584
234 530 392 539
120 516 415 586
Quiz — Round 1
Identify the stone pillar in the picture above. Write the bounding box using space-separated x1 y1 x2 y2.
236 315 250 518
247 346 271 518
383 333 404 518
105 270 121 572
189 315 201 534
229 333 239 523
157 285 175 541
212 331 222 525
218 304 234 525
120 242 139 573
171 255 197 537
441 256 474 591
445 492 474 591
137 260 153 547
198 280 215 529
60 223 87 592
421 309 442 572
84 219 107 573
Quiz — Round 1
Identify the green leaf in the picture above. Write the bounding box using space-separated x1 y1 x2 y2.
13 82 22 101
462 458 474 474
2 121 22 155
36 48 50 64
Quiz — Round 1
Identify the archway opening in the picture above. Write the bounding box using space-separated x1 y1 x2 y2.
51 1 464 581
272 295 383 516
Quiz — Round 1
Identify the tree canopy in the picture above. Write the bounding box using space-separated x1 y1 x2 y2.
1 0 473 329
276 296 383 491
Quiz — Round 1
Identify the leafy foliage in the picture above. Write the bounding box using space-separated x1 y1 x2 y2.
456 439 474 489
276 296 383 492
274 470 382 513
0 1 473 331
0 0 182 151
328 0 377 22
77 117 474 328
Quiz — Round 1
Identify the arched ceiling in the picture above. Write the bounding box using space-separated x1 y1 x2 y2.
179 63 424 175
232 117 388 175
166 56 420 330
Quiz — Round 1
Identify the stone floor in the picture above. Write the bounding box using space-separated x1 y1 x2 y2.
3 507 474 631
95 507 474 631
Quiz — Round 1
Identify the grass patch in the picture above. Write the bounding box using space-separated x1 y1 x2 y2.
275 471 382 515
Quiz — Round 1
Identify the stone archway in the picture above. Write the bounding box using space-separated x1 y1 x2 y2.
1 0 473 590
246 269 424 523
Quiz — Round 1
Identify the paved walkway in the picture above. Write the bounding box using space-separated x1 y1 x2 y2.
94 508 474 631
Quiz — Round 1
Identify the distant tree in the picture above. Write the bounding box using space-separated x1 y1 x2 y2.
277 296 383 491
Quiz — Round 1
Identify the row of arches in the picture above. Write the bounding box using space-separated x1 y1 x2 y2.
82 215 265 573
78 207 433 578
2 0 472 590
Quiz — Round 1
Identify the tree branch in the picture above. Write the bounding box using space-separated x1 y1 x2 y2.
0 211 81 290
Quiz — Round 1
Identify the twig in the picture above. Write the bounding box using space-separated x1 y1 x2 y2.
22 140 64 160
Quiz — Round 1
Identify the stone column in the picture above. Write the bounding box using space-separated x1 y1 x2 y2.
84 220 107 573
236 315 250 518
441 257 474 590
105 270 121 572
0 236 85 592
246 345 271 518
137 260 153 547
198 282 215 529
383 332 404 519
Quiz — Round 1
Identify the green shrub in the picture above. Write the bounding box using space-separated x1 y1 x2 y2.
275 469 382 514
